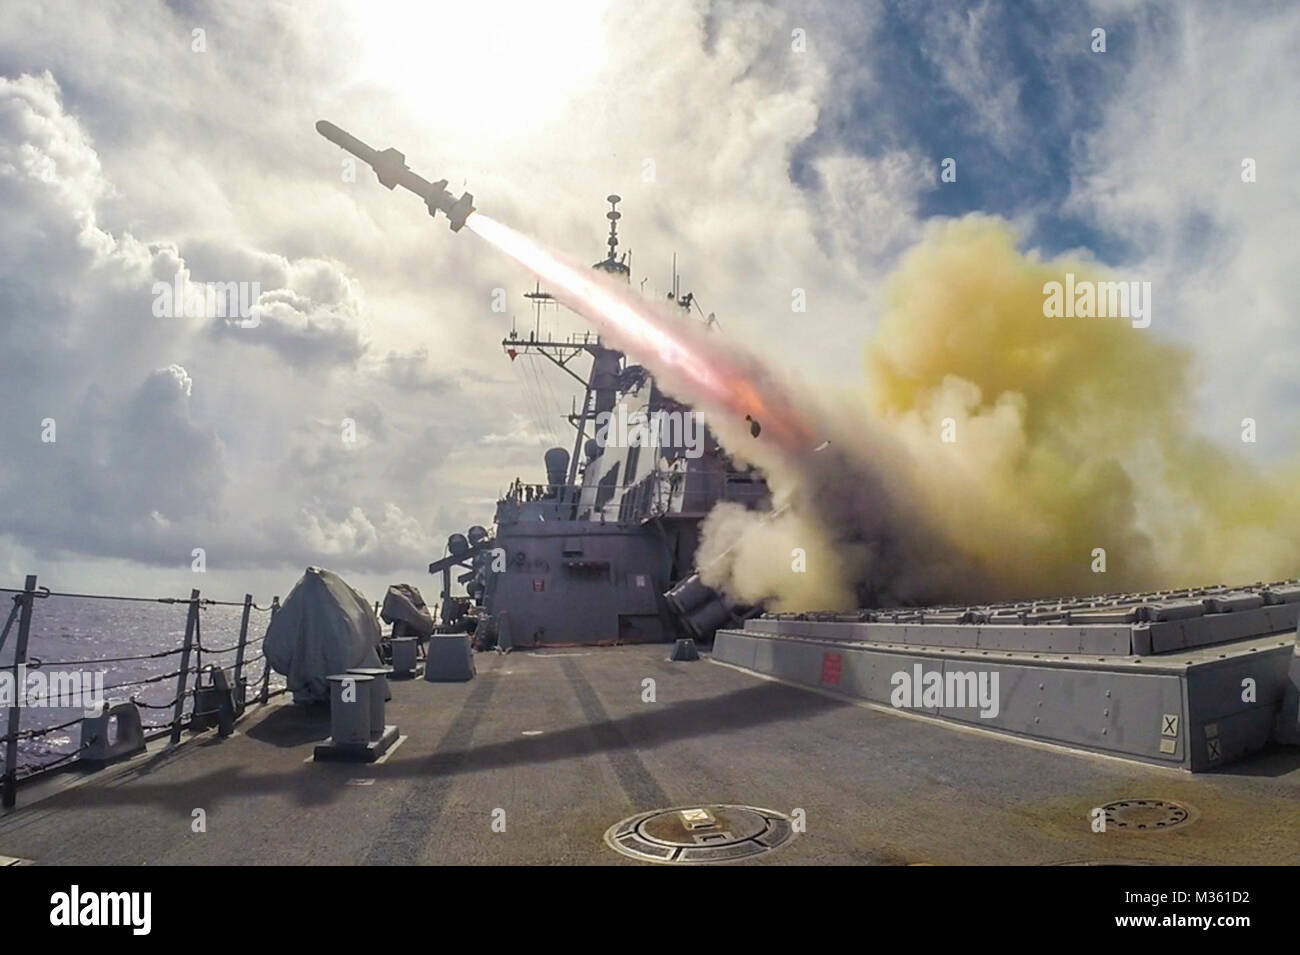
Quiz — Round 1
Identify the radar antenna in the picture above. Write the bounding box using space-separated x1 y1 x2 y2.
593 194 631 279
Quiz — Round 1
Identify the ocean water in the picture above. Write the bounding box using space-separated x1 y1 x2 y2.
1 593 285 775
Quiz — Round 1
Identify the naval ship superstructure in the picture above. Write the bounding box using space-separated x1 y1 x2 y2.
429 198 768 648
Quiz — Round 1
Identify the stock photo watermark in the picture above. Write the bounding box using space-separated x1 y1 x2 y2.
1042 272 1151 329
151 273 262 327
0 665 105 711
890 665 1000 719
593 406 706 458
49 886 151 935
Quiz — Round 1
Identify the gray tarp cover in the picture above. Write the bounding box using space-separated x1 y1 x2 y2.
380 583 434 636
264 567 382 703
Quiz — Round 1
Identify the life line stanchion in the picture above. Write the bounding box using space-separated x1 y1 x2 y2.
2 575 38 810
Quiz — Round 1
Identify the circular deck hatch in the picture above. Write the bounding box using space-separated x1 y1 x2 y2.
1099 798 1194 831
604 805 795 864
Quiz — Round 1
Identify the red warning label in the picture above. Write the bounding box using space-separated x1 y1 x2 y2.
821 652 842 686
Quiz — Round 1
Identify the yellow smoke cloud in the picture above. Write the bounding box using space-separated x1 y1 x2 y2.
699 215 1300 609
866 215 1300 599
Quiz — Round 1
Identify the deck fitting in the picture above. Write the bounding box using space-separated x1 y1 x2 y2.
313 724 401 763
1100 798 1194 832
604 804 794 864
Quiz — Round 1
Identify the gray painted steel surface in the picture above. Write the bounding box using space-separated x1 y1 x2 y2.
715 600 1299 771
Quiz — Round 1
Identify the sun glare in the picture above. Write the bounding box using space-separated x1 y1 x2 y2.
348 1 610 143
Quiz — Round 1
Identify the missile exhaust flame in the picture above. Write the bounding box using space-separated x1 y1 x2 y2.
465 212 818 454
313 120 811 456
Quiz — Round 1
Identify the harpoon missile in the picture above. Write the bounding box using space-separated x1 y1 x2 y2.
315 120 475 231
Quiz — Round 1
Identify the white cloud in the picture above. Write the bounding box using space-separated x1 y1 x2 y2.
1067 1 1300 455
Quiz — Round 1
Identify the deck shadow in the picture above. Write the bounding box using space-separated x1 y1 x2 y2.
24 676 849 818
406 676 848 779
243 702 330 747
1206 744 1300 778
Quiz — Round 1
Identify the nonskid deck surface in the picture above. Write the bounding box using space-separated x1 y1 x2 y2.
1 646 1297 865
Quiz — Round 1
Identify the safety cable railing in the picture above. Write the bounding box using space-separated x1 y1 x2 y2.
1 575 285 810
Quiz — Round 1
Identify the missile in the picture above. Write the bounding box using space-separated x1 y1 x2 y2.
315 120 475 231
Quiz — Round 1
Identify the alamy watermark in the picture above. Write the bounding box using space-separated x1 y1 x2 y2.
50 885 151 935
593 406 706 459
890 665 1000 718
152 273 262 327
0 665 105 710
1042 272 1151 329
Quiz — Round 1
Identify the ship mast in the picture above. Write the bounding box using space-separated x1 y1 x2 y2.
500 195 630 487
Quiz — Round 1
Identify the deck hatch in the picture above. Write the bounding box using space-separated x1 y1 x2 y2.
1099 799 1194 832
603 804 794 864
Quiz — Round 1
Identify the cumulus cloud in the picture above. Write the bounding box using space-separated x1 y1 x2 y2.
0 68 441 580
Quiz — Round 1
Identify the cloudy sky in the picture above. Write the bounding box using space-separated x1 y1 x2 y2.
1 0 1296 604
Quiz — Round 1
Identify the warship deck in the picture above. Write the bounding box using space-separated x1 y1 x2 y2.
2 644 1298 866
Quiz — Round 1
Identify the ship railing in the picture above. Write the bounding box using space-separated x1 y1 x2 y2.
501 469 768 523
0 574 288 811
502 482 584 505
503 480 664 517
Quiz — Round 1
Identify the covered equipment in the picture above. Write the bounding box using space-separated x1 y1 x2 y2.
264 567 383 703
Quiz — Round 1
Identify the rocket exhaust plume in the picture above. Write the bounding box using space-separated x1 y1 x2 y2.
466 213 818 455
312 120 811 455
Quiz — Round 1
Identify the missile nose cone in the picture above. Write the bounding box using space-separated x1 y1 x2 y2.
316 121 377 166
316 120 343 141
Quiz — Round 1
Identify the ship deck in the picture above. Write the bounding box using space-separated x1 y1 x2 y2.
2 645 1298 865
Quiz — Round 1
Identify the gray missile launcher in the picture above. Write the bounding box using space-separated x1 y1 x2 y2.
714 581 1300 771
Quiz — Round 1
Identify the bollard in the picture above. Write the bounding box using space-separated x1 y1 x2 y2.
389 637 418 677
346 667 392 741
313 672 400 762
326 673 373 746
